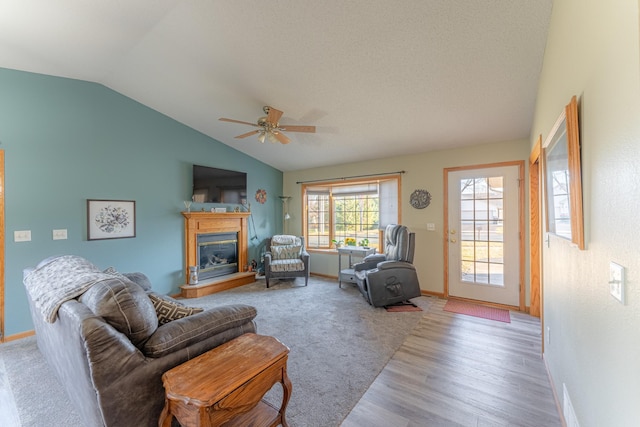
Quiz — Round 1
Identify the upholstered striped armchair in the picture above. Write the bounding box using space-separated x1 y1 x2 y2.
264 235 310 288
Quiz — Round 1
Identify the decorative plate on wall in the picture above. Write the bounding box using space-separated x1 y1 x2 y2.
255 189 267 204
410 189 432 209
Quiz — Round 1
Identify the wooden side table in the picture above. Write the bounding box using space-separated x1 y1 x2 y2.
159 333 292 427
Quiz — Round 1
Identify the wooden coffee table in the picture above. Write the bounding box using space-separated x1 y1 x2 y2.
159 333 292 427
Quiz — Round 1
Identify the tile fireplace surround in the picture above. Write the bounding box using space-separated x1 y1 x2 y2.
180 211 255 298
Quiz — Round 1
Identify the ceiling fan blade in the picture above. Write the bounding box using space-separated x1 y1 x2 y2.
272 131 290 144
235 130 260 139
219 117 259 127
278 125 316 133
266 106 284 124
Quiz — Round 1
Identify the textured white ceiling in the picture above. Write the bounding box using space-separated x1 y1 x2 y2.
0 0 552 171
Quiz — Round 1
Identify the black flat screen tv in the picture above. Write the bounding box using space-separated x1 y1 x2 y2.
192 164 247 204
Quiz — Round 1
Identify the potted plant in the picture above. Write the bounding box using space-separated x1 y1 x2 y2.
331 239 343 248
358 238 369 248
345 237 356 246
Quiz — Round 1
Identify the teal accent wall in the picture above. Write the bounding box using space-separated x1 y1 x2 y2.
0 68 282 336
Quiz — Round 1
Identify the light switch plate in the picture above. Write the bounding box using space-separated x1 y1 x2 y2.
609 262 625 304
53 229 68 240
427 223 436 231
14 230 31 242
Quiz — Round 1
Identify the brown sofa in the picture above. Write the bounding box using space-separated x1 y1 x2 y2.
23 255 257 427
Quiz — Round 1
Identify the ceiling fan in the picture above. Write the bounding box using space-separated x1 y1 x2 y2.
219 106 315 144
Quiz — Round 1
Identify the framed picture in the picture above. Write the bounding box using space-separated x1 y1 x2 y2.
543 96 584 249
87 199 136 240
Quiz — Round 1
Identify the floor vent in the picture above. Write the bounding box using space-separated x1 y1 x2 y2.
563 383 580 427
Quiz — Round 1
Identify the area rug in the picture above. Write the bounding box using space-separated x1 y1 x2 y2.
0 276 432 427
443 299 511 323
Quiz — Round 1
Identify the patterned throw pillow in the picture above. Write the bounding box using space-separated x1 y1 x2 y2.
271 245 302 260
148 293 204 325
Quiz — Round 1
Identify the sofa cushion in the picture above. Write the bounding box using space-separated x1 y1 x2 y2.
270 259 305 272
79 277 158 348
271 244 302 260
148 292 203 325
143 304 257 358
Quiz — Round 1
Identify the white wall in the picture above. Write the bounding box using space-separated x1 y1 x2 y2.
531 0 640 425
283 139 530 300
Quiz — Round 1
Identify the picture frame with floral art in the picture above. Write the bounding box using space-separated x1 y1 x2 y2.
87 199 136 240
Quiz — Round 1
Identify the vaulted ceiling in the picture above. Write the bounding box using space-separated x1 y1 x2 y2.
0 0 552 171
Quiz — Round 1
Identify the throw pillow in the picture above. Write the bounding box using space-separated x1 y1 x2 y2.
271 244 302 260
271 235 298 245
104 267 153 292
148 292 204 325
122 272 153 291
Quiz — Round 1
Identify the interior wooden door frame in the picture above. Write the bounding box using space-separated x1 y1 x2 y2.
1 149 5 342
443 160 525 311
529 137 542 318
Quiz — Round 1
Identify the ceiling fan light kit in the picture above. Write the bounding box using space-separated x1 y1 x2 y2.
219 106 315 144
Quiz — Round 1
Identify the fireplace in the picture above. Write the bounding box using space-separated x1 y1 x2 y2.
181 211 255 298
197 232 238 280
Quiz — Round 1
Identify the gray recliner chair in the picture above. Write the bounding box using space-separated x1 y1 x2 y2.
354 224 421 307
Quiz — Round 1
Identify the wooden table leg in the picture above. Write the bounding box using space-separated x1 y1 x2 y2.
280 366 293 427
158 399 173 427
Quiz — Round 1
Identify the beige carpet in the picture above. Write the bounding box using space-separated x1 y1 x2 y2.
0 276 431 426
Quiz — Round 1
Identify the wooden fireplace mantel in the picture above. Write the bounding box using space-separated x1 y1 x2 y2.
180 211 255 298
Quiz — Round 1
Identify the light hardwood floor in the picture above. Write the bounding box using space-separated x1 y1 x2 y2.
342 298 562 427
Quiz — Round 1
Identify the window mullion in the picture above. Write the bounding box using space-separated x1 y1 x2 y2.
329 192 335 244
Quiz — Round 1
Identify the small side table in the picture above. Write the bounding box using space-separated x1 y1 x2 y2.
337 246 376 287
159 333 292 427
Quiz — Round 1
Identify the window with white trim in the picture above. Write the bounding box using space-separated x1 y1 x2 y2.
303 176 400 250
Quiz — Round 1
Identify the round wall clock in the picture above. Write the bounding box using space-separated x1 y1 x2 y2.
410 189 432 209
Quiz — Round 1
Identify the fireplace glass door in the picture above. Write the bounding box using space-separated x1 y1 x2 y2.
197 232 238 280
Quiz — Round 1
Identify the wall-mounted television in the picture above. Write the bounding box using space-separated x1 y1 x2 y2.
192 164 247 204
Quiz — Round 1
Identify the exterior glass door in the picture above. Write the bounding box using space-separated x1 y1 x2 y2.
447 165 520 306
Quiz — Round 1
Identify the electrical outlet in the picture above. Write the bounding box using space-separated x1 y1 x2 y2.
53 229 68 240
14 230 31 242
427 223 436 231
